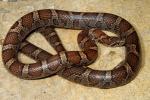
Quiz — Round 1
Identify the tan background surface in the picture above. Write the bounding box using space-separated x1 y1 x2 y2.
0 0 150 100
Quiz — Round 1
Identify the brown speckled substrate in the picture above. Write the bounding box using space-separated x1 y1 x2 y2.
0 0 150 100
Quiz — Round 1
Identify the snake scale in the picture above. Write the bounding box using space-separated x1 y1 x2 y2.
2 9 141 89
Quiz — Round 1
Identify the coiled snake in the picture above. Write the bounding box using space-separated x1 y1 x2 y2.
2 9 141 89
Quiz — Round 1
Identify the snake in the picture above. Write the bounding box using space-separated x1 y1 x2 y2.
2 9 141 89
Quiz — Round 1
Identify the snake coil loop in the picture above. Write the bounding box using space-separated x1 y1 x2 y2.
2 9 141 89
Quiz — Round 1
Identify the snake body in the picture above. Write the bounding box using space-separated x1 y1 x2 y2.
2 9 141 88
